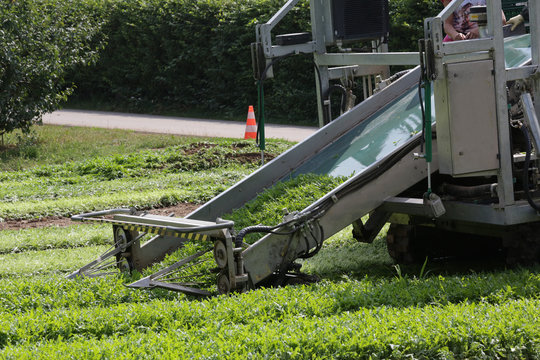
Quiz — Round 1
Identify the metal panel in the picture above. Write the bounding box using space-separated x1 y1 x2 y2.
331 0 389 42
315 52 420 66
442 60 499 175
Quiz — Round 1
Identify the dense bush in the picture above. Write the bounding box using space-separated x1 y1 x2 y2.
67 0 446 125
68 0 316 124
389 0 444 52
0 0 103 137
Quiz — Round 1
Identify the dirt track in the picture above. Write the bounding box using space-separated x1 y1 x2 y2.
1 203 199 231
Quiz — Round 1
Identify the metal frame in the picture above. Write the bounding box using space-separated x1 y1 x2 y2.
243 137 436 284
187 66 424 222
253 0 421 127
426 0 539 212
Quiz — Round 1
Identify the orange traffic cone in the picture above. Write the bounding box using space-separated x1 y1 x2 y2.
244 105 257 139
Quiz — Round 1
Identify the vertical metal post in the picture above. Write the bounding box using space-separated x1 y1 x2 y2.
311 0 331 127
425 81 432 163
530 1 540 120
314 66 330 127
491 0 515 206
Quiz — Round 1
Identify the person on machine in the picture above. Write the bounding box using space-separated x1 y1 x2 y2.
441 0 506 41
507 5 529 31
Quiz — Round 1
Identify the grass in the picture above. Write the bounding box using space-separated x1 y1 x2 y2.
1 124 540 358
0 125 189 171
0 277 539 358
301 225 395 279
0 246 108 277
0 126 292 220
0 169 249 220
0 125 294 172
0 224 109 254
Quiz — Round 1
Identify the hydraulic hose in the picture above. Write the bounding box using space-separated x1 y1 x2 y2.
325 84 348 114
519 124 540 211
235 222 299 248
440 183 497 198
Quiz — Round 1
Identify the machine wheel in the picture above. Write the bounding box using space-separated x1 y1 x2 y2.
114 226 133 273
387 223 507 265
213 240 228 269
217 271 231 295
504 223 540 265
386 224 423 264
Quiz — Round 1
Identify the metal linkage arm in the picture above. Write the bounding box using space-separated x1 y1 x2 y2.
71 208 135 221
256 0 302 51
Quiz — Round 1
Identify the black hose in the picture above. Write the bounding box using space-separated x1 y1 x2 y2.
234 223 299 248
297 224 324 259
520 125 540 211
440 183 497 198
418 39 427 154
313 62 331 125
384 70 410 84
418 74 426 153
325 84 348 114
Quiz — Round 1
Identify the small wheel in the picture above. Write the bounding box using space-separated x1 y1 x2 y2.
114 226 133 273
217 272 231 295
386 224 416 263
213 241 228 269
504 223 540 265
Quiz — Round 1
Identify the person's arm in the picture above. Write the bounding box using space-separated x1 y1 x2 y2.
444 12 467 40
508 6 528 30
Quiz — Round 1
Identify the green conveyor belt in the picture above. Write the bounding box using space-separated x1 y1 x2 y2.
292 34 531 178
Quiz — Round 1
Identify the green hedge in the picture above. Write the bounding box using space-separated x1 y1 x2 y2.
0 0 103 136
67 0 317 124
66 0 445 125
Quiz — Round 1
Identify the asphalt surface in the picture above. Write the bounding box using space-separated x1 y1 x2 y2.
42 110 317 142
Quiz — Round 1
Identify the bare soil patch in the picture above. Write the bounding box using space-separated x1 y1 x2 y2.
0 203 200 231
182 142 217 155
225 152 274 164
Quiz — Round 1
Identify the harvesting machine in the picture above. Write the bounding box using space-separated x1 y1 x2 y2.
69 0 540 296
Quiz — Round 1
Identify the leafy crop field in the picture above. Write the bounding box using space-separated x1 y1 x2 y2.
1 125 539 359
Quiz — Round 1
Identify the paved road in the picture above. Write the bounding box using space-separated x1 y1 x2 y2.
42 110 317 142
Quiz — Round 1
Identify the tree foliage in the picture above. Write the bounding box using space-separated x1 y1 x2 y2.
68 0 316 124
388 0 444 52
0 0 104 136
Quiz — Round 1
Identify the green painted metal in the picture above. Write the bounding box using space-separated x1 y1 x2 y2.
257 81 266 151
424 81 432 164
